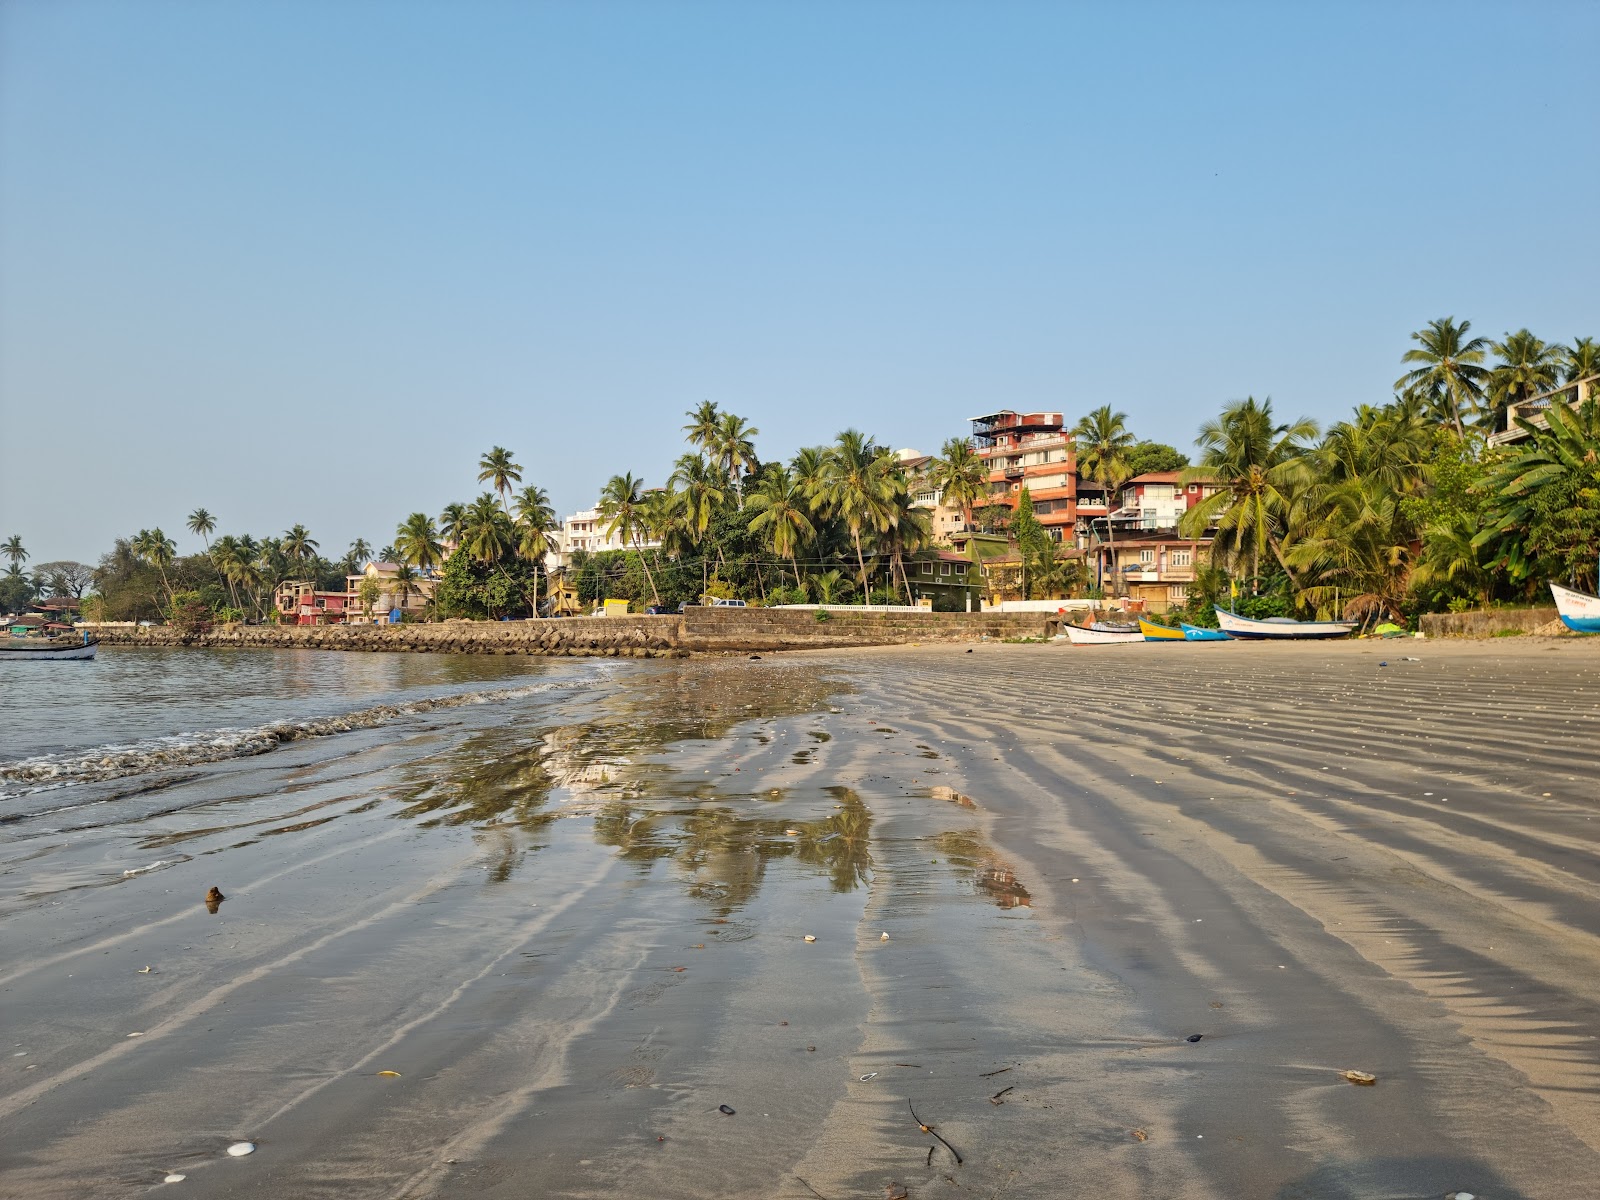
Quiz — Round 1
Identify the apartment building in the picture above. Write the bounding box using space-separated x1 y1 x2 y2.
897 449 970 544
546 507 661 572
968 411 1077 541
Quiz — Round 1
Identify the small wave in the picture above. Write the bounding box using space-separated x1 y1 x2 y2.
0 678 579 796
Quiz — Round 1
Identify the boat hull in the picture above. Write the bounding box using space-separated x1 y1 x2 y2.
0 639 98 661
1214 609 1355 640
1179 623 1232 641
1138 619 1185 641
1066 626 1143 645
1551 582 1600 633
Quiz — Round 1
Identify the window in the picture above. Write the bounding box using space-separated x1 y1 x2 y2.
1139 549 1155 564
921 562 933 575
1171 550 1192 568
1168 584 1189 602
940 563 951 576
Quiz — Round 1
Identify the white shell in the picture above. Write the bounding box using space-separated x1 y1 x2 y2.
164 1174 186 1183
880 932 890 941
802 934 816 943
226 1142 255 1157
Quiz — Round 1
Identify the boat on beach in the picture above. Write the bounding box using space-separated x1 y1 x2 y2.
1180 623 1232 642
1138 619 1185 641
1550 582 1600 632
2 625 99 660
1066 624 1143 645
1214 608 1355 640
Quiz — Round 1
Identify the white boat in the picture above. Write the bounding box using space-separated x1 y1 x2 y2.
1065 625 1143 645
0 634 99 661
1214 609 1355 640
1550 582 1600 633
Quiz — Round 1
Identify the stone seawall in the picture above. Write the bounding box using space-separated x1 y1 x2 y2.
1418 607 1560 638
82 608 1055 656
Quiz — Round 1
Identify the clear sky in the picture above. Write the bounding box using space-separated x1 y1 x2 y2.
2 0 1597 565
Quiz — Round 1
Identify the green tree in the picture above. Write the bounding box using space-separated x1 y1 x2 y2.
926 437 989 528
1072 406 1136 595
513 484 556 612
1 564 35 614
1485 329 1564 434
2 535 26 570
1124 441 1190 476
462 494 514 564
818 430 897 601
1396 316 1489 438
477 446 523 513
186 508 216 549
598 472 662 604
133 528 178 607
395 513 444 572
683 401 723 460
282 524 319 570
746 465 816 586
1180 397 1317 594
1564 337 1600 388
439 503 468 547
1010 487 1052 600
811 568 850 604
345 538 373 574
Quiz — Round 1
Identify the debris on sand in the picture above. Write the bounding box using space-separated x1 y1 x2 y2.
226 1142 255 1157
909 1101 962 1165
163 1174 186 1183
377 1070 401 1077
990 1086 1014 1105
1186 1034 1203 1043
1342 1070 1377 1085
718 1104 736 1115
803 934 817 943
1130 1128 1148 1142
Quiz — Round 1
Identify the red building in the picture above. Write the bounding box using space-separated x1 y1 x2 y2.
273 581 350 625
969 410 1078 541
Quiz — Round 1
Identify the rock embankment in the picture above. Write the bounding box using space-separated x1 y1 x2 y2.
83 608 1057 656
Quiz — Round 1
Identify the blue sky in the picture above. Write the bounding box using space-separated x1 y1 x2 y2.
2 0 1597 564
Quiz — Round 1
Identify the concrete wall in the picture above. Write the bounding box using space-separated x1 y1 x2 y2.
1419 607 1559 638
81 607 1055 657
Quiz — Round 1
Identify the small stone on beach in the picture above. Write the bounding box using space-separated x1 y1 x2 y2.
803 934 816 943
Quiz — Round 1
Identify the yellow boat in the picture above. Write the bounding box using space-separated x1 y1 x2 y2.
1138 618 1185 641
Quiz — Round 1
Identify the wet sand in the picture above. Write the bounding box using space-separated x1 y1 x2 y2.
3 639 1600 1198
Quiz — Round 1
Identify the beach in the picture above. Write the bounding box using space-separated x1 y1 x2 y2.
3 639 1600 1198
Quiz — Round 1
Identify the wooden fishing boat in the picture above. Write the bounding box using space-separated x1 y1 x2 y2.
1550 582 1600 633
1180 623 1232 642
1138 619 1185 641
1066 625 1143 645
1 630 99 660
1214 608 1355 640
1090 621 1140 634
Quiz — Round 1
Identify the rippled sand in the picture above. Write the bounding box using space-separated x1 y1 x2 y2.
3 640 1599 1198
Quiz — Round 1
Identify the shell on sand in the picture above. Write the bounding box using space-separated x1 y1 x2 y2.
226 1142 256 1157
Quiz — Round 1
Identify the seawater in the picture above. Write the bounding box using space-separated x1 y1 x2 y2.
0 646 589 796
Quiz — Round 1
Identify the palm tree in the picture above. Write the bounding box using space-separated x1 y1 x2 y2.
395 513 444 572
439 502 468 548
3 535 27 569
876 483 933 602
669 453 728 545
391 563 420 618
811 568 849 604
714 411 760 499
818 430 898 600
1564 337 1600 392
1179 397 1318 593
1396 316 1490 438
791 446 830 512
1072 406 1136 595
282 524 319 571
926 437 989 529
1485 329 1564 434
513 485 556 612
133 528 178 607
683 401 723 459
347 538 373 572
186 508 216 549
477 447 523 513
747 465 817 586
462 494 514 564
598 473 661 604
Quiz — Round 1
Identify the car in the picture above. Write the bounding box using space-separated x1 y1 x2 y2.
645 604 674 615
710 598 746 608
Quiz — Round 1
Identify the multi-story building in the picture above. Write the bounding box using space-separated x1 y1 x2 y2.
897 449 970 545
342 561 439 624
968 411 1077 541
1108 471 1223 531
546 507 661 572
1488 373 1598 447
1097 534 1208 612
274 581 351 625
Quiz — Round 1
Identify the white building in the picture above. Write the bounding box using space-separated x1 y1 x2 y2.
545 507 661 572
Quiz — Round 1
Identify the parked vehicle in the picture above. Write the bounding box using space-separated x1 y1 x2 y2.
645 604 674 615
711 598 747 608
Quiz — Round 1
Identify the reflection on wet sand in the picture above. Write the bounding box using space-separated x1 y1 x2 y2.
932 828 1033 908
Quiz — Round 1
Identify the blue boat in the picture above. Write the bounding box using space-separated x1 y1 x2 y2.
1551 582 1600 632
1180 623 1232 642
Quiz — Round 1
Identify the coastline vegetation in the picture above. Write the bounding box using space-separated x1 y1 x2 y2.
6 318 1597 627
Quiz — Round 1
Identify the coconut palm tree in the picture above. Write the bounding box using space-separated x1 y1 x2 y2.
209 534 246 611
1564 337 1600 391
875 484 934 602
811 568 849 604
186 508 216 549
1485 329 1564 434
3 535 27 569
926 437 989 529
683 401 723 459
1396 316 1490 438
390 563 419 618
513 485 556 612
462 494 514 564
818 430 898 601
598 473 661 604
669 453 728 545
715 411 760 499
1072 406 1136 595
282 525 319 571
133 528 178 607
1179 397 1318 593
477 447 523 513
747 465 817 586
439 502 468 547
348 537 372 568
395 513 444 572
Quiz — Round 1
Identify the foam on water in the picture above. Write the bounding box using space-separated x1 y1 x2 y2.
0 676 587 798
